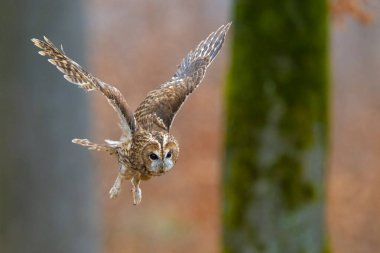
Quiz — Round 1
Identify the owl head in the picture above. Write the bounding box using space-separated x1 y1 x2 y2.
134 131 179 176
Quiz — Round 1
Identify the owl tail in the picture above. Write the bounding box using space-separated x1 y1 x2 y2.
72 138 117 155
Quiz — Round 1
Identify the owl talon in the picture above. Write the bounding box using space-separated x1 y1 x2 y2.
109 186 120 198
109 174 123 199
132 187 142 205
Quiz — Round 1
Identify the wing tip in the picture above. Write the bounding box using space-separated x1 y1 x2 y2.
31 37 44 49
31 35 52 51
173 21 232 80
43 35 50 43
223 22 232 35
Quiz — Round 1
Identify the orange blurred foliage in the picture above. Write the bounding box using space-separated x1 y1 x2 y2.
330 0 373 23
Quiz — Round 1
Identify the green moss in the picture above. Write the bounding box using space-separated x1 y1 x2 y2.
269 154 317 210
223 0 329 252
322 238 332 253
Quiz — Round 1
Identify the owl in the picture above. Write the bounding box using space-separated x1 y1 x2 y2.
31 23 231 205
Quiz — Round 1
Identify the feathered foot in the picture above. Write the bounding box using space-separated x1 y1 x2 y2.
109 174 123 199
131 176 142 205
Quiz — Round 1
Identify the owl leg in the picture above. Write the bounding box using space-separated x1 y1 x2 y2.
109 165 135 199
131 176 142 205
109 174 123 198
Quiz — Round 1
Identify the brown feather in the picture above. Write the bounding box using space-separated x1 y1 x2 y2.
134 23 231 131
31 36 136 138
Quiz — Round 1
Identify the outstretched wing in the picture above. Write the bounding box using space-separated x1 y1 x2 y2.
31 37 136 140
134 22 231 131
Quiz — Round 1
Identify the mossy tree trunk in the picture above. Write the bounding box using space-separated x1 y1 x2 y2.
223 1 329 253
0 1 100 253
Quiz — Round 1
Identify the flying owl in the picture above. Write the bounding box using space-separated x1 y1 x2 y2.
31 23 231 205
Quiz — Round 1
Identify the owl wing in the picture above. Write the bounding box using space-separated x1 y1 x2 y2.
134 23 231 131
31 37 136 140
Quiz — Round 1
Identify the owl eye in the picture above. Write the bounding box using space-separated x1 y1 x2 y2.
149 153 159 160
166 152 172 159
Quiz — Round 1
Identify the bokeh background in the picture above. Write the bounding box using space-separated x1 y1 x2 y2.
1 0 380 253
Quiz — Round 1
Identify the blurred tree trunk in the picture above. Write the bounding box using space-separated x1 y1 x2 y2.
223 1 329 253
0 1 100 253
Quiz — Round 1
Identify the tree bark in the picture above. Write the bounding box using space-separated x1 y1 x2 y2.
0 1 100 252
223 1 330 252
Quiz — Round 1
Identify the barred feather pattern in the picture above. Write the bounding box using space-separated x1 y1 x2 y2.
31 36 136 138
172 22 231 82
134 23 231 131
72 138 117 155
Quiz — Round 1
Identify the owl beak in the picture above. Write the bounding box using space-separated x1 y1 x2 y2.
158 162 165 173
159 166 165 173
162 160 173 173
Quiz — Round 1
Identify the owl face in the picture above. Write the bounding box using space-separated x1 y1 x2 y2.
139 131 179 176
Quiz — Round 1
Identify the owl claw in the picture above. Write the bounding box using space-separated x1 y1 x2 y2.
109 174 123 199
109 186 121 199
132 187 142 205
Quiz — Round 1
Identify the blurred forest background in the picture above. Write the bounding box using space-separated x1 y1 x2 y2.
1 0 380 253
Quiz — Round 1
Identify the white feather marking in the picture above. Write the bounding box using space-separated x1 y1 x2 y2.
105 139 121 147
48 59 56 65
56 66 65 73
63 75 76 84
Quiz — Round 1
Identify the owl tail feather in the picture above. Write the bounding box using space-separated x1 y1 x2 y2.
72 138 117 155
